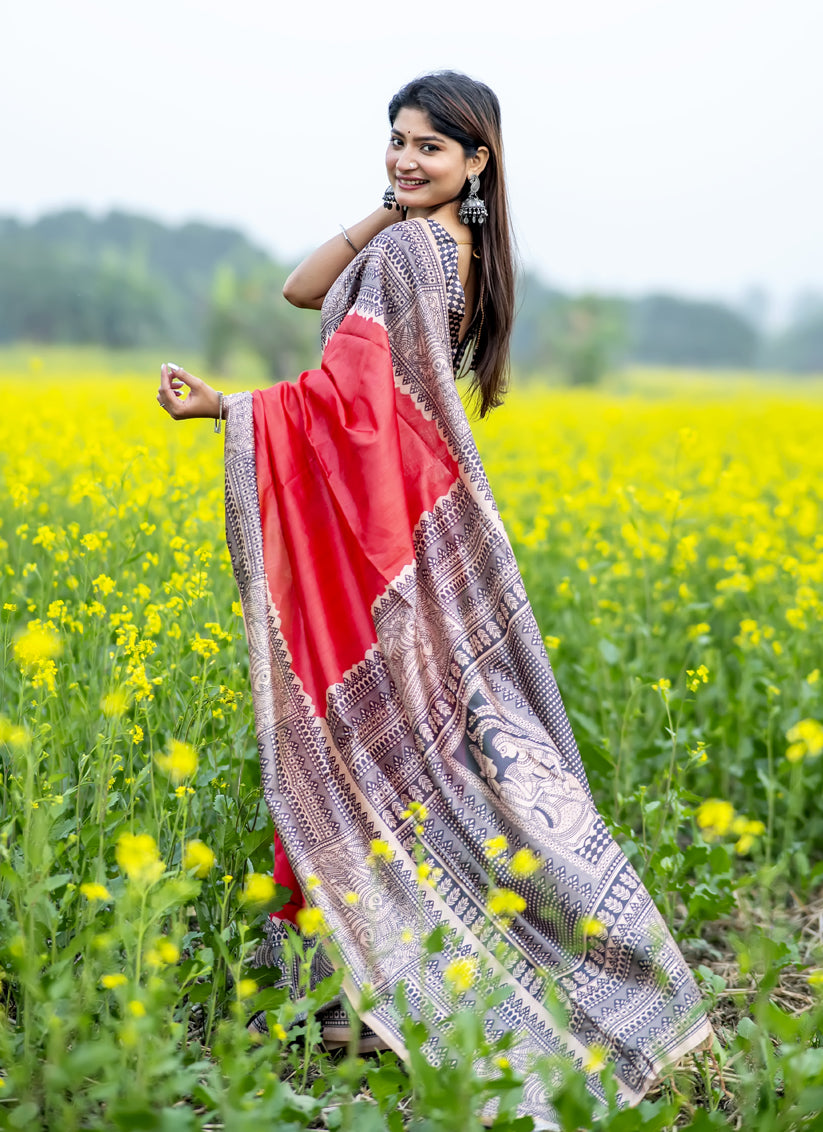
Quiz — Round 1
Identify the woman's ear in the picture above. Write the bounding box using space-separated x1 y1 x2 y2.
468 146 490 176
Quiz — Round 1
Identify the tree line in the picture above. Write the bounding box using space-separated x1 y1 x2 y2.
1 210 821 382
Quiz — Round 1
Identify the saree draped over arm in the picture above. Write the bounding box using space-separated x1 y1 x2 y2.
224 218 712 1124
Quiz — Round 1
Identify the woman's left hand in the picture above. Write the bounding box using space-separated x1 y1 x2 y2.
157 362 221 421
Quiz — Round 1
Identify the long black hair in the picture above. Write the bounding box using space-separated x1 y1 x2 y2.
389 71 515 416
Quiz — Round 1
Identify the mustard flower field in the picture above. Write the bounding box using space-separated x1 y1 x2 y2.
1 351 823 1130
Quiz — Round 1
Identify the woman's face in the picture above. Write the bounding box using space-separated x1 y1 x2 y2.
386 106 487 217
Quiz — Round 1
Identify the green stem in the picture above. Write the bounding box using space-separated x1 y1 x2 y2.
639 693 679 889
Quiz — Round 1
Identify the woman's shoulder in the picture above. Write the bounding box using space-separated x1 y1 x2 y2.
367 217 436 255
360 219 444 281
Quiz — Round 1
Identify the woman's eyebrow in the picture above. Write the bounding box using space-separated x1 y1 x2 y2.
390 129 445 143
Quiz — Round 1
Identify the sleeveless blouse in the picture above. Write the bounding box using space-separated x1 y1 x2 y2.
427 218 472 370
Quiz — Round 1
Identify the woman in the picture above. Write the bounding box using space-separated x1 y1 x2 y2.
157 71 711 1126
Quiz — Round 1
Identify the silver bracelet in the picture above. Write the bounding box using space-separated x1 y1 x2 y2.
339 225 358 254
214 391 224 434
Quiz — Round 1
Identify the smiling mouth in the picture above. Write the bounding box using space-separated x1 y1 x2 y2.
397 178 428 188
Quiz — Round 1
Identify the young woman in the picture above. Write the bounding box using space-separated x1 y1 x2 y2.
157 71 711 1126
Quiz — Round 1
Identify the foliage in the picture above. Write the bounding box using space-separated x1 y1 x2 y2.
0 355 822 1128
545 294 627 386
6 211 823 377
629 294 759 368
206 264 319 381
0 210 271 349
766 308 823 374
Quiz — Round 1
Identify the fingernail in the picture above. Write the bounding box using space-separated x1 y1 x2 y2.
167 362 180 372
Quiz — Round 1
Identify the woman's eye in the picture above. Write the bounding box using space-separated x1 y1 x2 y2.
421 144 439 153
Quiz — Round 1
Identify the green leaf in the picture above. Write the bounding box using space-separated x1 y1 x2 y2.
486 984 515 1008
423 923 448 954
110 1107 161 1131
253 986 288 1013
795 1086 823 1115
367 1064 408 1103
9 1102 40 1128
188 980 213 1004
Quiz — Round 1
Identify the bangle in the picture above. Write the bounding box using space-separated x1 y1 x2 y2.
214 391 224 434
340 225 359 254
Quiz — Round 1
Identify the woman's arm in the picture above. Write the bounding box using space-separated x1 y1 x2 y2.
282 207 399 310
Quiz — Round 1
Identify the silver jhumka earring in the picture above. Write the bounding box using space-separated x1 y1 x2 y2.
458 174 488 225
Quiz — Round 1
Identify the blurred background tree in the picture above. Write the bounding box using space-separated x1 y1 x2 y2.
2 209 821 383
547 294 627 386
205 264 317 381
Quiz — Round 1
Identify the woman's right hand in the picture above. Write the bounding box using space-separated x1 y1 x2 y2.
157 363 222 421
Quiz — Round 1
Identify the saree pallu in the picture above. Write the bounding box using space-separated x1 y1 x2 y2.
225 218 712 1124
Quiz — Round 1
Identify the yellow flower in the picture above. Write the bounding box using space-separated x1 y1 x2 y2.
687 622 711 641
343 890 360 905
92 574 116 596
695 799 735 841
183 839 216 878
295 906 328 937
0 717 28 747
13 623 63 667
128 1000 146 1017
101 973 127 989
495 1056 511 1070
155 739 198 783
191 635 219 659
544 635 560 650
366 839 395 866
80 882 111 902
482 836 508 860
651 677 671 695
146 937 181 967
487 887 526 918
237 979 258 999
305 874 321 890
579 915 607 938
807 971 823 989
400 928 414 944
242 872 276 905
272 1022 288 1041
731 817 766 855
508 848 541 877
416 863 433 884
686 665 709 692
115 832 166 886
785 719 823 762
444 955 478 995
100 688 130 718
583 1044 609 1073
401 801 429 822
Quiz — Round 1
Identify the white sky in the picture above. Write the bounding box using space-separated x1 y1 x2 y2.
3 0 822 313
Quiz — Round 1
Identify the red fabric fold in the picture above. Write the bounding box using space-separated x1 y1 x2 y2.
253 312 459 916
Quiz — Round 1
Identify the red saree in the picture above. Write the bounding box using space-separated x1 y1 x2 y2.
225 218 712 1124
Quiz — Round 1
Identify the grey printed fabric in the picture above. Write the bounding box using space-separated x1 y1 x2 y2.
224 217 712 1125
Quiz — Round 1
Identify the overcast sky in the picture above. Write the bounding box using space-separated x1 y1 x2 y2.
3 0 821 316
